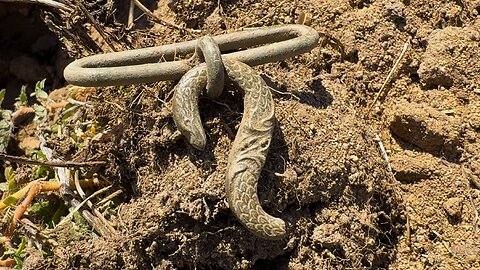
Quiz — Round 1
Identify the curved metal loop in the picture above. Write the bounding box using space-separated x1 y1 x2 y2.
196 36 225 99
64 24 319 86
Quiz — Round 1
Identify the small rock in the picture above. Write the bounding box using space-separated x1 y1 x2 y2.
418 65 453 88
11 107 35 126
442 197 463 221
389 101 462 158
383 1 405 21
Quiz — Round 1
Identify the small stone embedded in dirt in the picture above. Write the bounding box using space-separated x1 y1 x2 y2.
21 248 44 270
383 1 405 21
11 106 35 126
418 26 480 88
388 101 462 158
390 151 440 182
9 55 48 82
442 197 463 221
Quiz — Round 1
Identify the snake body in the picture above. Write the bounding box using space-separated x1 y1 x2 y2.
172 39 286 239
196 36 224 99
223 60 286 239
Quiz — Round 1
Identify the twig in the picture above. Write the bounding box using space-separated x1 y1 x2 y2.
405 212 411 248
468 192 478 235
96 189 123 209
55 185 112 228
127 0 135 29
18 218 59 246
367 38 410 113
0 0 73 12
374 134 392 172
70 0 118 52
0 153 105 168
74 170 86 198
431 230 452 255
73 171 117 235
7 183 41 236
131 0 200 34
268 85 301 101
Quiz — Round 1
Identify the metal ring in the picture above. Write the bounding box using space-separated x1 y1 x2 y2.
64 24 319 86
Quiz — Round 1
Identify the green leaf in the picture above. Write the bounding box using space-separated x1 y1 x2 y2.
4 167 16 192
0 182 8 192
33 166 50 179
15 85 28 106
0 89 5 107
32 104 47 123
30 201 50 213
0 109 11 120
72 208 88 226
0 118 12 153
118 86 132 94
2 196 18 206
13 238 27 269
32 79 48 100
15 238 26 256
32 150 47 160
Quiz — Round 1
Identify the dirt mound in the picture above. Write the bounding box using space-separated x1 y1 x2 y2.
48 94 403 269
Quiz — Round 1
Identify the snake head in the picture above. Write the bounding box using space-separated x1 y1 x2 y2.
176 118 207 150
185 129 207 150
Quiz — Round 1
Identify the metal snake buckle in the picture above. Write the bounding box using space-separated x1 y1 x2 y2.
64 24 319 86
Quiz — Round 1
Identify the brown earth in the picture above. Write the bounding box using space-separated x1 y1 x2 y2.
1 0 480 269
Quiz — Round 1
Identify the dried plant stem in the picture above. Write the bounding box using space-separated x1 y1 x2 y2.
71 0 118 52
128 0 135 28
0 153 105 168
0 0 73 12
0 178 102 211
367 38 410 113
0 258 15 267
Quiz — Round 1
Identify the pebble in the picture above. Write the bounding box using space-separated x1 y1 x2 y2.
442 197 463 220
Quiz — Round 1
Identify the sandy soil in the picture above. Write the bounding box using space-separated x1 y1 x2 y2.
1 0 480 269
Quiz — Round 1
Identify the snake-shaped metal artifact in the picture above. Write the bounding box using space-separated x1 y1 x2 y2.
64 24 319 240
172 37 286 239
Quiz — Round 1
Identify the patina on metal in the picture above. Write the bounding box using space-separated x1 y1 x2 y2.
64 24 319 240
64 24 319 86
172 37 285 238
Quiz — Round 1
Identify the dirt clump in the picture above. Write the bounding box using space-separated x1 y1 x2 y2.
390 151 441 183
418 26 480 89
388 101 463 159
